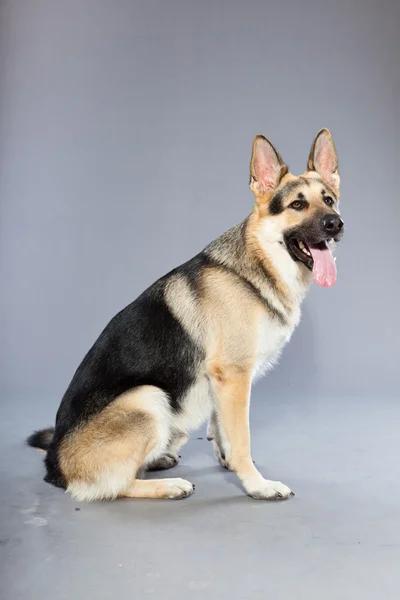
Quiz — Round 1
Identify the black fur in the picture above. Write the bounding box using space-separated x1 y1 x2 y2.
34 254 213 488
269 190 284 215
27 428 54 450
213 261 286 325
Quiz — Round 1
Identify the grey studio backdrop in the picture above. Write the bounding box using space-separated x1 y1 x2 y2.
1 0 399 405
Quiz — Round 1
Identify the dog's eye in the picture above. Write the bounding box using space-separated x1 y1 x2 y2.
324 196 334 207
290 200 304 210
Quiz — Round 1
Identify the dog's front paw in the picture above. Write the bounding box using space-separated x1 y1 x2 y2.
247 479 294 501
165 478 195 499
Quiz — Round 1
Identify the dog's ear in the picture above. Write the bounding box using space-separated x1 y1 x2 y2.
250 135 288 199
307 129 340 196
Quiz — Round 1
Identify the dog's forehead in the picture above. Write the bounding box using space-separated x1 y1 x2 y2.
303 178 325 200
284 176 332 202
303 176 337 199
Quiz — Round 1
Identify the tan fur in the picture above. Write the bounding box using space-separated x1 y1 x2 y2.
201 267 263 370
166 261 285 370
122 478 194 499
245 211 293 305
209 367 254 482
204 223 293 323
60 400 152 481
164 275 205 345
59 386 177 501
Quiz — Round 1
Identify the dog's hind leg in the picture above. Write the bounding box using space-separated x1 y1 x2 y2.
146 432 189 471
59 386 193 501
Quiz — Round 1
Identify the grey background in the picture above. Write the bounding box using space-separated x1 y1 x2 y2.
1 1 400 600
1 0 399 400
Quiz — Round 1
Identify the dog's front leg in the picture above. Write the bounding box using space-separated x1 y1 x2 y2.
212 367 294 500
207 410 256 470
207 410 230 469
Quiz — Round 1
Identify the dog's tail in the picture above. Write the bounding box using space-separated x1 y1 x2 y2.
26 428 54 451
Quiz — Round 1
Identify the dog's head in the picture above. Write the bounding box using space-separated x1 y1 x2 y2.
249 129 343 287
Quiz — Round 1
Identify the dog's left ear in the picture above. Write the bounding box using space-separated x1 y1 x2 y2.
307 129 340 196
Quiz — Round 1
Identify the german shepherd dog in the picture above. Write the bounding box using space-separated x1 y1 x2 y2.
28 129 343 502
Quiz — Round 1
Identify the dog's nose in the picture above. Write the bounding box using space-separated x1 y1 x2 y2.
322 214 344 236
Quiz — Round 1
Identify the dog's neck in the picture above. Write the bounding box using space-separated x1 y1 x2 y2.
205 217 313 313
253 227 313 304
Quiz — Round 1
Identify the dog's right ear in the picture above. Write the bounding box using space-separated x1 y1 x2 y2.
250 135 288 200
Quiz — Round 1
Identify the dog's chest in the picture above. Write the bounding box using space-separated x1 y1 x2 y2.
252 308 300 382
174 377 213 434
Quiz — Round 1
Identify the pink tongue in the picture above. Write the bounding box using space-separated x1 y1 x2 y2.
308 242 337 287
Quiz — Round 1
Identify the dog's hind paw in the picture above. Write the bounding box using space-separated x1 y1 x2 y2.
147 453 179 471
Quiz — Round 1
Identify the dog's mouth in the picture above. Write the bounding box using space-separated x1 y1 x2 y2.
287 238 337 288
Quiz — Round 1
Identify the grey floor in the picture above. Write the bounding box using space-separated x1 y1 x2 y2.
1 393 399 600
